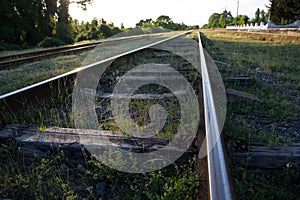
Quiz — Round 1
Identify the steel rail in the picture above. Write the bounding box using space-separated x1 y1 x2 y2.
0 42 101 70
0 42 100 61
198 32 233 200
0 31 190 126
0 33 167 61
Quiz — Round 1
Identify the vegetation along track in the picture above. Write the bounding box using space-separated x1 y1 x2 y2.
0 31 234 199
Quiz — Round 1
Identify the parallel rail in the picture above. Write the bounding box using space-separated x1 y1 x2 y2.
0 42 101 70
0 31 233 200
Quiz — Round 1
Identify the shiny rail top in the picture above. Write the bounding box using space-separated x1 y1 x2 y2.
198 32 233 200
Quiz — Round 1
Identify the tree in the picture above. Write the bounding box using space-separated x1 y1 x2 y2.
208 13 221 28
268 0 300 24
135 16 196 31
0 0 93 47
98 24 113 38
90 18 100 39
0 0 20 44
254 8 261 23
219 10 234 28
0 0 47 46
155 15 174 29
234 15 250 25
121 23 125 29
136 19 153 27
56 0 93 44
260 10 268 23
205 10 250 28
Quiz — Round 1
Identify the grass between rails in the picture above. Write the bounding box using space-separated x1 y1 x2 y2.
0 37 202 199
0 141 200 200
201 29 300 200
0 53 88 95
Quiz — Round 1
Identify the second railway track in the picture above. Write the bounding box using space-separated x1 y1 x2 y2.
0 33 168 70
0 31 234 199
0 41 101 70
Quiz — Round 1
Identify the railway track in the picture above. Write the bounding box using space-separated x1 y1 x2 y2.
0 33 166 70
0 42 102 70
0 31 233 199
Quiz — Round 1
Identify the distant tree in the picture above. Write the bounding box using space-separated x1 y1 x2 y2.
268 0 300 24
55 0 93 44
58 0 69 24
260 10 268 23
0 0 47 46
205 10 251 28
201 24 209 29
136 19 153 27
219 10 234 28
135 16 197 31
111 27 122 35
99 18 107 25
207 11 234 28
254 8 261 23
56 22 74 44
90 18 100 39
0 0 93 47
208 13 221 28
121 23 125 29
235 15 250 25
42 0 57 37
99 24 113 38
155 15 174 29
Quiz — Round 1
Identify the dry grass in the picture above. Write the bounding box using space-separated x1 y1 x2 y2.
201 29 300 44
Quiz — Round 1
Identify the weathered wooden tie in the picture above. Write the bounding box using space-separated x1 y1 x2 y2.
0 124 199 165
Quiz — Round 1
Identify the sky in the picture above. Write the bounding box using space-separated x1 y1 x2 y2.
69 0 270 28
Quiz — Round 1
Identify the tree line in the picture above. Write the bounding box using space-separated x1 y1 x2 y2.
135 15 199 31
0 0 199 50
202 0 299 28
0 0 89 47
268 0 300 25
202 9 268 29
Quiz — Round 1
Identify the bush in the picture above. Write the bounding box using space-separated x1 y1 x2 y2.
38 37 65 48
75 32 88 42
56 22 75 44
0 42 22 51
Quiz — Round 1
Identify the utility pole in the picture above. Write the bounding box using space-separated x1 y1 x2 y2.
223 6 227 27
224 9 227 27
235 0 239 25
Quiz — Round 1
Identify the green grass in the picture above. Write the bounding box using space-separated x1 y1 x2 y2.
232 165 300 200
0 141 200 200
0 53 88 95
202 30 300 140
201 29 300 200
